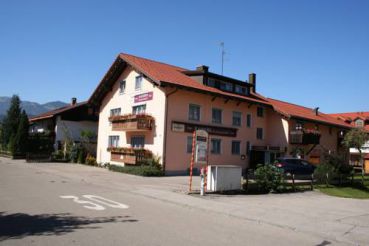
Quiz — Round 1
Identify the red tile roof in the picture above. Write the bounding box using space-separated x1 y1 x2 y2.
89 53 271 106
267 98 352 128
29 102 88 122
329 112 369 132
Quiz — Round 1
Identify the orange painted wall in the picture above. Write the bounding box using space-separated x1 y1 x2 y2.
164 89 269 173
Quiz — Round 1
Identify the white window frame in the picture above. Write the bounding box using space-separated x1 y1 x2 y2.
232 111 242 127
211 138 221 154
108 135 120 147
188 104 201 121
132 104 146 115
212 108 222 124
131 135 145 148
231 140 241 155
135 75 143 90
119 80 126 94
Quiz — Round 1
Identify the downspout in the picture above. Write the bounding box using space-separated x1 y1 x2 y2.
162 87 178 173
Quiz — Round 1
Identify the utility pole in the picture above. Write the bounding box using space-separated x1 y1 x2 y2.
220 42 225 75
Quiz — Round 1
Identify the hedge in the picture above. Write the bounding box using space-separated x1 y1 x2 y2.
108 164 164 177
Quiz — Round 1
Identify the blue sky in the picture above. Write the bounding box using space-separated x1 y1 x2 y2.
0 0 368 113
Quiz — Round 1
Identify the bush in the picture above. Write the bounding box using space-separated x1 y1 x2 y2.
314 152 354 184
254 164 285 193
314 163 337 184
77 148 85 164
108 164 164 177
85 154 97 166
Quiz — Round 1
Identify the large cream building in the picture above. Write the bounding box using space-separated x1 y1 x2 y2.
89 53 352 174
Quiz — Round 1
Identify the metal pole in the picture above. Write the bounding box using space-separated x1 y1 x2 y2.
189 131 196 192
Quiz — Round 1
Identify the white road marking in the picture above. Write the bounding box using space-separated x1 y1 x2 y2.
60 195 129 210
60 195 105 210
83 195 129 209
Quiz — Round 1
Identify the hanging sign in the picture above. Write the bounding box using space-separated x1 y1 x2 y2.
134 92 153 103
195 130 208 164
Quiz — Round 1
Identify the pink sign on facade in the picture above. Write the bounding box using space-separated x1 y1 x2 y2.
134 92 153 103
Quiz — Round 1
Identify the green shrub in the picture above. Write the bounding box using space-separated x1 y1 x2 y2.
254 164 285 193
108 164 164 177
314 152 354 184
314 163 337 184
77 148 85 164
85 154 97 166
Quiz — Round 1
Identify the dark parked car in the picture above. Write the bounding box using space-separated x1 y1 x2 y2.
274 158 316 175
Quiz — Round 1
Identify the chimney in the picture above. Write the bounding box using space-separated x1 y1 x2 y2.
71 97 77 106
196 65 209 73
249 73 256 93
313 107 319 116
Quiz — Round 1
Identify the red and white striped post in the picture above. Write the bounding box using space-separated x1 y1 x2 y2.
188 130 196 192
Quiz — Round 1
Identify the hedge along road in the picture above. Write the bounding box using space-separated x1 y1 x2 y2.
0 158 356 246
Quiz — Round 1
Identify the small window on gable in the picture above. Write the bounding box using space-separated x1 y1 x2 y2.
356 119 364 128
119 80 126 94
135 75 143 90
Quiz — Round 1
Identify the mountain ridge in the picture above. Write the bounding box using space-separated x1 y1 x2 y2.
0 96 68 121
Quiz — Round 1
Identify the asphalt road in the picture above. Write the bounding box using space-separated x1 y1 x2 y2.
0 158 361 246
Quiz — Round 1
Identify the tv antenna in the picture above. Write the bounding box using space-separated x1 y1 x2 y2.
220 42 225 75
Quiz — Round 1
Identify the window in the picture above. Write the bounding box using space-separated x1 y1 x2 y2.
119 80 126 94
232 111 242 126
256 128 263 140
246 114 252 128
220 81 233 91
110 108 121 116
188 104 200 121
108 136 119 147
131 136 145 148
211 139 221 154
207 78 216 87
186 136 193 153
235 85 249 95
212 108 222 124
329 127 333 135
295 122 303 130
135 75 143 90
132 104 146 115
231 141 241 155
356 119 364 128
257 107 264 117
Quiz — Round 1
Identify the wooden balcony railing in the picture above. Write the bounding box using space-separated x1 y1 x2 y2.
107 147 153 165
109 114 154 131
290 129 321 145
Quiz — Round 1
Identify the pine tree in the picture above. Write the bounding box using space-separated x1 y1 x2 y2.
2 95 21 149
14 110 29 155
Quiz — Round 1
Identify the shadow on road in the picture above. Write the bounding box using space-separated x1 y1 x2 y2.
0 212 138 241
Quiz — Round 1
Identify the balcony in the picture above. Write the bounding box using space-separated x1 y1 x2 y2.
107 147 153 165
109 114 154 131
290 129 321 145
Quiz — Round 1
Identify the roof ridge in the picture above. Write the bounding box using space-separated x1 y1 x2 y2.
120 53 188 71
267 97 317 111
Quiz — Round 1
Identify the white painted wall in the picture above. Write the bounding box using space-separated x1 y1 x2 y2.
54 117 98 143
96 67 166 165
